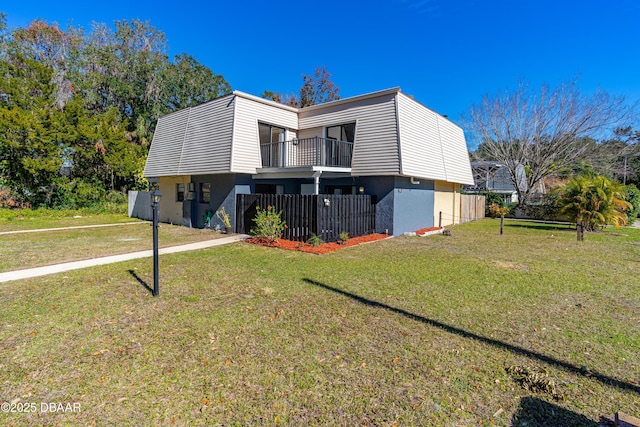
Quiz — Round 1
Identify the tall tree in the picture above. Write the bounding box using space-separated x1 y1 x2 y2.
0 55 66 205
160 53 231 113
10 19 80 110
261 66 340 108
467 80 631 206
0 15 231 207
77 19 168 145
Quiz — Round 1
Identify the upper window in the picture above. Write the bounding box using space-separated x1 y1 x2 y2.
259 122 286 144
176 183 185 202
326 123 356 142
200 183 211 204
259 123 287 167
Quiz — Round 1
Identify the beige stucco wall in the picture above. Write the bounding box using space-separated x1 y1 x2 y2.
433 181 461 226
158 176 191 225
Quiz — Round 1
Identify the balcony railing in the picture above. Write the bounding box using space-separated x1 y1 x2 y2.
260 137 353 168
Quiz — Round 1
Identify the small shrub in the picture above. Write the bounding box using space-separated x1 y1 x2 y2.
307 233 324 247
339 231 349 243
250 206 287 242
488 203 510 218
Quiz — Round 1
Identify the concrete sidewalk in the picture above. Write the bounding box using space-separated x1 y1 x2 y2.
0 234 248 283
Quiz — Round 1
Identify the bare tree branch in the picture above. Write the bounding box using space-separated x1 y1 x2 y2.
467 80 632 205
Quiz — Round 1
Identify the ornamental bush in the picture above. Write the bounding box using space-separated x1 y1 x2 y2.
488 203 510 218
250 206 287 242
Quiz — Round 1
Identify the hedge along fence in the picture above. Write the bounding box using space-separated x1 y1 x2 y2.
236 194 376 242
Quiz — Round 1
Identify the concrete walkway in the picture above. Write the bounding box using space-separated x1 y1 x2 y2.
0 234 249 283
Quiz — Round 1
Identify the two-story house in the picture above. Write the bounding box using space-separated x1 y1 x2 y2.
142 88 474 236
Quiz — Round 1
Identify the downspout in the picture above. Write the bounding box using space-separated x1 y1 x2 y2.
313 171 322 195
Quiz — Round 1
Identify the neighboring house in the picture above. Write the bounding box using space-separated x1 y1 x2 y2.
464 161 526 204
142 88 474 236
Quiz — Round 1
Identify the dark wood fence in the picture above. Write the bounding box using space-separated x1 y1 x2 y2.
236 194 376 242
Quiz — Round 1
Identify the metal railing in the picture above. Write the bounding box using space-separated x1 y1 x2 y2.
260 137 353 168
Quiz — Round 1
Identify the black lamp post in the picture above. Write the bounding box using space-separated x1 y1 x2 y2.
151 187 162 296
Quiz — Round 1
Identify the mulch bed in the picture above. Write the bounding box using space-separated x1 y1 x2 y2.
246 226 442 254
246 233 390 254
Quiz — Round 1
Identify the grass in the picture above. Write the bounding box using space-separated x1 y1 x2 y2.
0 218 639 426
0 221 229 271
0 208 132 232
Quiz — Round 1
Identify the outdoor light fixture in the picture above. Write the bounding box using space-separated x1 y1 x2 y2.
150 187 162 297
358 186 365 194
152 190 162 204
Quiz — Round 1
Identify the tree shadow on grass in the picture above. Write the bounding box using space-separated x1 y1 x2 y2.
511 397 598 427
128 269 153 295
303 278 640 395
504 223 575 232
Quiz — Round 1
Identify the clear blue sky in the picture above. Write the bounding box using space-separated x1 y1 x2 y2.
3 0 640 125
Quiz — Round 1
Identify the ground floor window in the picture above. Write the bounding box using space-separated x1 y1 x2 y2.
200 183 211 203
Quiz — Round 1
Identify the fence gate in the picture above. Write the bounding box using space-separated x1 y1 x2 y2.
236 194 376 242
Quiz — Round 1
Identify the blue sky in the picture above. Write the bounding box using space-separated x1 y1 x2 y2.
3 0 640 125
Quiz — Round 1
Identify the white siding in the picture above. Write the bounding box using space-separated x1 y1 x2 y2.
232 96 299 173
437 116 474 185
178 96 235 175
144 108 189 177
299 93 400 176
396 93 473 185
297 127 321 140
396 93 447 181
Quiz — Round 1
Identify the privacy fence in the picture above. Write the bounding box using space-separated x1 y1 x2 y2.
236 194 376 242
460 194 486 224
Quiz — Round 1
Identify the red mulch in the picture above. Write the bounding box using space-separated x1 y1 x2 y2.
414 226 442 235
246 233 390 254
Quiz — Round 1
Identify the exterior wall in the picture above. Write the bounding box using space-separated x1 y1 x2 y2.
436 117 474 185
396 92 473 185
144 96 235 177
298 92 400 176
350 176 394 235
158 176 191 225
297 127 322 140
396 93 447 181
392 176 435 235
232 95 299 173
433 181 460 226
144 109 190 177
179 97 235 175
188 174 253 230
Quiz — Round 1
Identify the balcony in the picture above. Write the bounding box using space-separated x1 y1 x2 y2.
260 137 353 169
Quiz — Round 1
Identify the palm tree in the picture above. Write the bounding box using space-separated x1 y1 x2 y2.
556 175 631 240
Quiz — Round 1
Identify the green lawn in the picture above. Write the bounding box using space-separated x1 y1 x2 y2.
0 218 638 426
0 221 229 272
0 211 136 232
